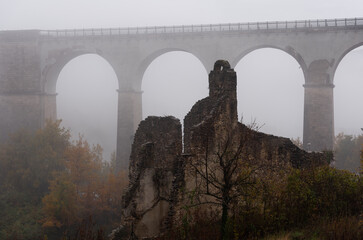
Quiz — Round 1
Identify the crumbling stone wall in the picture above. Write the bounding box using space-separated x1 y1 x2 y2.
121 116 183 238
239 124 326 169
118 60 327 240
184 60 237 154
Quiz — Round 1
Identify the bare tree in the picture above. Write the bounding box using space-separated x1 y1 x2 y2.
187 131 259 240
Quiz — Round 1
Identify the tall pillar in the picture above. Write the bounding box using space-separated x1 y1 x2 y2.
0 93 39 141
116 89 143 170
41 93 57 126
0 92 56 143
0 30 48 143
303 60 334 152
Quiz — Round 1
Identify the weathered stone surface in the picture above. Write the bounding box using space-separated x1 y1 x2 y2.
238 124 326 169
303 84 335 151
118 60 327 239
184 60 237 154
0 30 41 93
0 31 44 142
121 116 183 239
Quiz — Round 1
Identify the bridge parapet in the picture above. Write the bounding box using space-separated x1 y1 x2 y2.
38 17 363 39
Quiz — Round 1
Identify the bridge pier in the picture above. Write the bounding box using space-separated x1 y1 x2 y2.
0 93 39 141
0 30 46 142
41 93 57 124
303 60 335 152
0 91 57 142
116 89 143 170
303 84 335 151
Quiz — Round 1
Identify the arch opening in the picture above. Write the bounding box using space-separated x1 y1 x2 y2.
142 51 208 123
333 45 363 172
57 54 119 161
334 45 363 136
235 48 305 141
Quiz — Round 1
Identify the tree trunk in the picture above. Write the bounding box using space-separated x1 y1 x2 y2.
221 202 228 240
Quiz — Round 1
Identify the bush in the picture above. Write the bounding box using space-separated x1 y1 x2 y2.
285 166 362 223
167 165 362 239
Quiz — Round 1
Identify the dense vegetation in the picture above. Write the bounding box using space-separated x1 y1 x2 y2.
158 134 363 240
161 164 362 240
0 122 362 239
0 121 128 240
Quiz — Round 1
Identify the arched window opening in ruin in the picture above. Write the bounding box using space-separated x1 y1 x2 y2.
334 45 363 136
214 60 231 72
142 51 208 123
234 48 304 140
57 54 118 161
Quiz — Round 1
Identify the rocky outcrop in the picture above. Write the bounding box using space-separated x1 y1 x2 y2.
118 60 328 240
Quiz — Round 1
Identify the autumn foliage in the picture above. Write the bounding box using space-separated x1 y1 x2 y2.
0 120 128 239
0 121 362 239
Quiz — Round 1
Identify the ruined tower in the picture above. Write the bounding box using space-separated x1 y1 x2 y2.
118 60 327 240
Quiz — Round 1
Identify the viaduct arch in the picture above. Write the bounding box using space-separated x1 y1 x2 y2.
235 47 305 139
1 18 363 169
142 51 208 122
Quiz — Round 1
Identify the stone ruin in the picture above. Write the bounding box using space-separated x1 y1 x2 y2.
114 60 327 239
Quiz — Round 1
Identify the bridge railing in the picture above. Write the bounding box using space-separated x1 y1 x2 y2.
39 18 363 38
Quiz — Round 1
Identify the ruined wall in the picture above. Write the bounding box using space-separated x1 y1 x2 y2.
119 60 327 240
239 124 327 169
184 60 237 154
121 116 183 239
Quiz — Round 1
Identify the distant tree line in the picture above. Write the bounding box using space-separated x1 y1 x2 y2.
291 133 363 173
334 133 363 172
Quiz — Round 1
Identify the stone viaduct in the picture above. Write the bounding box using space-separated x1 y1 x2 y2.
1 18 362 169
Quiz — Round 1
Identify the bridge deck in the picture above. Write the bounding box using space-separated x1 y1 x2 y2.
39 17 363 38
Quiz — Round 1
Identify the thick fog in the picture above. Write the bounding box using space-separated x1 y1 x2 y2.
1 0 363 160
56 55 118 160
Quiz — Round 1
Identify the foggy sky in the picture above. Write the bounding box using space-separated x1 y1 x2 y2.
1 1 363 160
2 0 363 29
